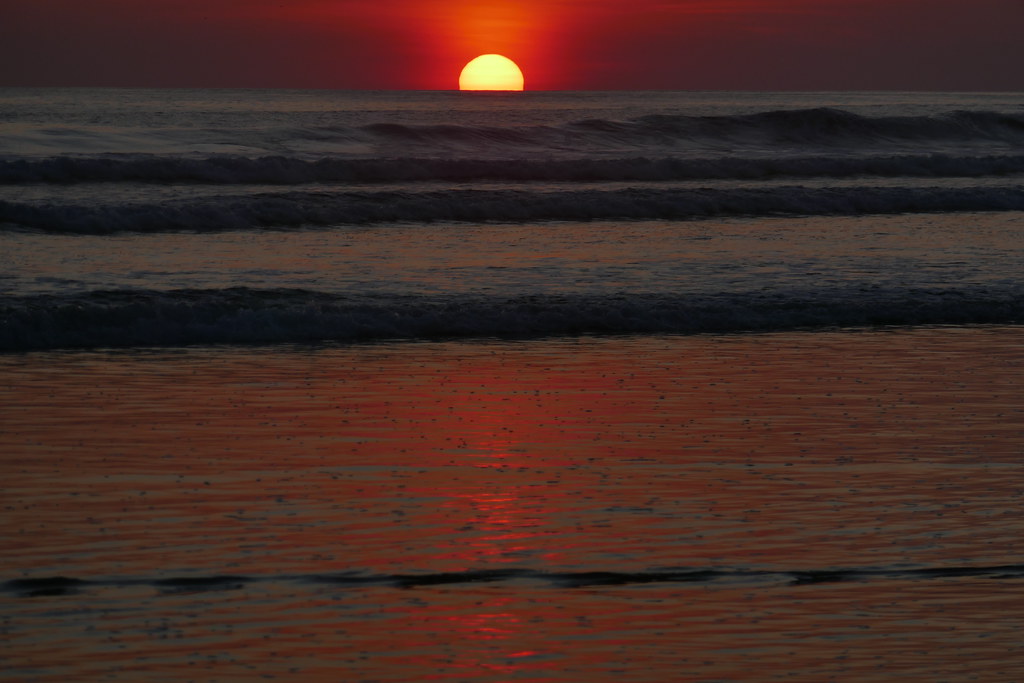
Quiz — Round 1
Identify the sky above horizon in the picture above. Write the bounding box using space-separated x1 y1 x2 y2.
2 0 1022 91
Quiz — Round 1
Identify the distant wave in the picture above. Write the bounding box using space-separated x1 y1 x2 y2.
572 108 1024 145
4 153 1024 185
4 108 1023 182
4 185 1024 234
360 108 1024 150
6 563 1024 596
2 287 1020 351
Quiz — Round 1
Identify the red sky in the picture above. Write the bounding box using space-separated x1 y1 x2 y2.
2 0 1022 90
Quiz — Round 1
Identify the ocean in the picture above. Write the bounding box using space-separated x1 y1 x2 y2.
1 88 1023 681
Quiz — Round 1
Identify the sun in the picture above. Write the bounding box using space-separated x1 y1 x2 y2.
459 54 525 91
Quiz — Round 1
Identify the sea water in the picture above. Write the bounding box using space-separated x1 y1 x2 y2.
1 89 1023 681
1 89 1023 349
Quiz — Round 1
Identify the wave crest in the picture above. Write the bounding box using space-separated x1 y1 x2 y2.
3 185 1023 234
2 287 1020 351
361 108 1024 149
3 154 1024 185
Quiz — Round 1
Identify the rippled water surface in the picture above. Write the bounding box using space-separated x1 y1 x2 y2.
3 213 1022 298
3 328 1023 681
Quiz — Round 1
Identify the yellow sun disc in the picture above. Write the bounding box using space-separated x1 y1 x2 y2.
459 54 525 91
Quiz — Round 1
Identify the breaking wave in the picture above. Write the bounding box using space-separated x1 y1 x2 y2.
361 108 1024 151
4 108 1024 184
573 108 1024 145
4 185 1024 233
4 153 1024 185
3 287 1021 352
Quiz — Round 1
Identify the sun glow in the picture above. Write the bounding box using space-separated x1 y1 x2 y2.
459 54 525 91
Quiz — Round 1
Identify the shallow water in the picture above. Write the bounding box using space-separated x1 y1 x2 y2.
3 327 1023 681
4 213 1023 298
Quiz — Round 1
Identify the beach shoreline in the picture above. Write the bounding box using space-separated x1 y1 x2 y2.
3 325 1023 680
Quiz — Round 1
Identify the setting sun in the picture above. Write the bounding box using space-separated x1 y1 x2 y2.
459 54 525 91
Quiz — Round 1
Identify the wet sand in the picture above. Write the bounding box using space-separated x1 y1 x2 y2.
2 326 1023 681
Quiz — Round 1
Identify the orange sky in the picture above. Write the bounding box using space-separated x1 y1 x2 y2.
1 0 1022 89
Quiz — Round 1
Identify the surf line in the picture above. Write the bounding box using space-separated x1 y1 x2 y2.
6 564 1024 597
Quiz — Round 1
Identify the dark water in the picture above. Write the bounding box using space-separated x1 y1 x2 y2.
1 90 1023 680
1 89 1022 350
